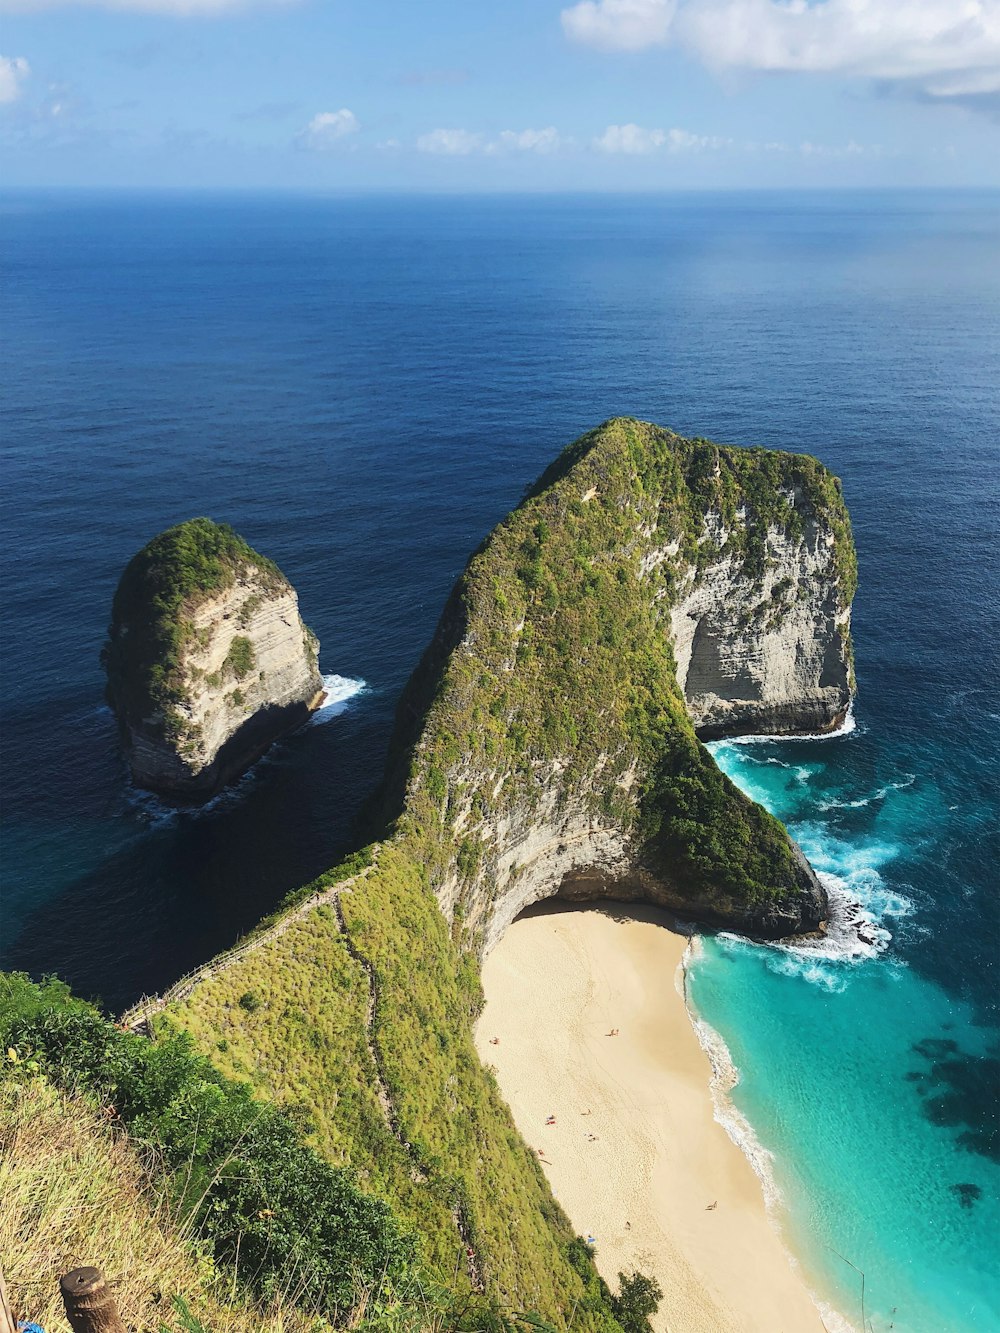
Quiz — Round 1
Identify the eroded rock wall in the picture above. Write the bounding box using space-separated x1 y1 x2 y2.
125 567 324 798
106 519 325 800
668 500 852 738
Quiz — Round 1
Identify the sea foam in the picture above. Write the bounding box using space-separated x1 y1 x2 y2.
723 700 859 745
310 673 367 725
680 939 780 1207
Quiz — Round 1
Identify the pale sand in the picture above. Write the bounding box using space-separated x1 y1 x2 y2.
476 902 828 1333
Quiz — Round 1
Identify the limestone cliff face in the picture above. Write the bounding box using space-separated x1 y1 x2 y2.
669 505 852 738
105 519 323 800
386 418 856 944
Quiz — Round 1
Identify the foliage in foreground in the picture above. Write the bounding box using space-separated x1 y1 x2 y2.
0 973 413 1322
1 973 650 1332
0 1075 320 1333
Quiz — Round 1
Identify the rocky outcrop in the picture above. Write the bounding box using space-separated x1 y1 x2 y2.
670 507 852 739
386 418 856 943
104 519 324 799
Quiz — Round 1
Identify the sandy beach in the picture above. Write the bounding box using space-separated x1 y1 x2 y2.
476 902 828 1333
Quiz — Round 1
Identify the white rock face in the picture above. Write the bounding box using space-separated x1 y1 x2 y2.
123 564 323 798
667 498 852 737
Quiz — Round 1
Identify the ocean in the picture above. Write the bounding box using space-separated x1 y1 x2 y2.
1 189 997 1331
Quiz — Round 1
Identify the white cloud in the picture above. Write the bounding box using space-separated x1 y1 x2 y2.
0 55 30 103
562 0 1000 103
593 122 666 152
298 109 359 150
418 126 564 155
563 0 676 51
416 127 485 155
494 126 563 153
593 122 727 152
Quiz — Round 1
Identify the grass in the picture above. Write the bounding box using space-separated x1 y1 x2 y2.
167 862 613 1321
0 1076 321 1333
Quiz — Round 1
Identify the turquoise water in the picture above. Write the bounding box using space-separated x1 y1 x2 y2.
690 727 1000 1333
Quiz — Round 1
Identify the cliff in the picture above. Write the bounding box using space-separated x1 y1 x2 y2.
389 417 855 944
104 519 324 799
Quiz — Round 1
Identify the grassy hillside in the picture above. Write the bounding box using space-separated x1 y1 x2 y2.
167 848 622 1322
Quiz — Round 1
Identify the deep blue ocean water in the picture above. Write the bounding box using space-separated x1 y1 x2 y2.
1 190 998 1331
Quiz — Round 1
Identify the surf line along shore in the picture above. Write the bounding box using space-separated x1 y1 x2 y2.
476 901 832 1333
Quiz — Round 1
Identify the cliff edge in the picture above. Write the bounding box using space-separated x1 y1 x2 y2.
104 518 324 799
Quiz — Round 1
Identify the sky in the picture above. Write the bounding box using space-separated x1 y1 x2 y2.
1 0 999 189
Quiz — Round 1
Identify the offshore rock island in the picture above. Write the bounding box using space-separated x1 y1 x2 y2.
103 518 324 799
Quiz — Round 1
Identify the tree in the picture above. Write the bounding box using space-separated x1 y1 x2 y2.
611 1271 663 1333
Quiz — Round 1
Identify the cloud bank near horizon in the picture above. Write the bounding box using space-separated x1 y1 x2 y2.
562 0 1000 109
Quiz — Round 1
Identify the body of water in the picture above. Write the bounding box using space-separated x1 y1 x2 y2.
2 188 997 1331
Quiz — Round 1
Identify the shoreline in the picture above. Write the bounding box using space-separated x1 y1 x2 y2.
476 902 837 1333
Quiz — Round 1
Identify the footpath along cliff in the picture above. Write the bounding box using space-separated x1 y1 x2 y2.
103 518 324 799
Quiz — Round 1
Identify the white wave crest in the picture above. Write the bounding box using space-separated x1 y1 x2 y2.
682 976 780 1207
816 773 915 812
311 673 366 725
682 947 859 1331
715 863 914 991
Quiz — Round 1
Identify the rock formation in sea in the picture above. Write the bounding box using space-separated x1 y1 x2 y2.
103 518 324 799
385 417 856 943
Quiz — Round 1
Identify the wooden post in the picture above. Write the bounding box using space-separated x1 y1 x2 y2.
60 1268 126 1333
0 1265 17 1333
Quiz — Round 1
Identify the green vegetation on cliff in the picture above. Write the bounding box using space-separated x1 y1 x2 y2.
394 417 851 924
103 517 284 731
166 848 626 1323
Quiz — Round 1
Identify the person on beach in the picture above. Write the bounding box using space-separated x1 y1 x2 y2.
545 1114 556 1125
607 1028 619 1036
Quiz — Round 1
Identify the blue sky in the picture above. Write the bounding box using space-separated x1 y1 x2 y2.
1 0 998 188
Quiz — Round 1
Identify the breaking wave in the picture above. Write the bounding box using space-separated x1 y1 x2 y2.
310 673 367 725
724 700 859 745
